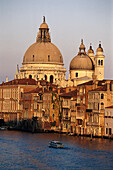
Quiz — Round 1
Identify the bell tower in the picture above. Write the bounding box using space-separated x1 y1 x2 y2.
94 42 105 80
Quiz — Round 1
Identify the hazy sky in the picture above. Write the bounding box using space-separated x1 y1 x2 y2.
0 0 113 83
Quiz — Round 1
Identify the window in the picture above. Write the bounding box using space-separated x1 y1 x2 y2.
60 56 62 62
37 75 39 80
33 55 34 61
98 60 100 65
53 104 55 109
101 93 104 99
75 72 78 77
101 102 104 109
45 75 47 81
109 128 112 135
78 119 82 125
48 55 50 61
106 128 108 134
44 31 46 38
101 60 103 65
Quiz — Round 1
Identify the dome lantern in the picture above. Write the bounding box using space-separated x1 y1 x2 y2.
36 16 51 42
88 43 94 54
96 41 103 53
78 39 86 55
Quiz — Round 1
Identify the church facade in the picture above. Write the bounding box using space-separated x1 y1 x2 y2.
15 16 105 87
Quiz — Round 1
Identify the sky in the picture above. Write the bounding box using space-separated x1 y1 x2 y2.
0 0 113 83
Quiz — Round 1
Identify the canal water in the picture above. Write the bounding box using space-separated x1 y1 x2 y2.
0 131 113 169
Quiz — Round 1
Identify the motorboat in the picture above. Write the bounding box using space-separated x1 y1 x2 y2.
0 126 7 130
49 140 64 148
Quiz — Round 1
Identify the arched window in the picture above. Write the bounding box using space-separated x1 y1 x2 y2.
101 60 103 65
48 55 50 61
60 56 62 62
75 72 78 77
41 30 42 38
37 75 39 80
98 60 100 65
101 93 104 99
44 31 46 38
33 55 34 61
50 75 53 83
101 102 104 109
29 75 32 79
44 75 47 81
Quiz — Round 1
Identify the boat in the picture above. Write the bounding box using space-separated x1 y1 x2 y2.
49 141 64 148
0 126 7 130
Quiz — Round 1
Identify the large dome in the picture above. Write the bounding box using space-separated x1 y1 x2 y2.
23 42 63 64
70 54 94 70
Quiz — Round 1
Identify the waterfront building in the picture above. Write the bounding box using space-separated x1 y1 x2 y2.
87 80 113 136
0 79 37 122
104 105 113 137
60 88 77 133
75 80 94 135
20 80 58 129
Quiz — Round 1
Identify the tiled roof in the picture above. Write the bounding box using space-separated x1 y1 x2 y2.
105 105 113 109
24 87 53 94
89 84 107 92
0 78 37 86
78 80 93 87
60 89 77 98
0 78 58 88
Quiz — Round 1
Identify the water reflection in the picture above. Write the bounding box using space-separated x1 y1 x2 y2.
0 131 113 169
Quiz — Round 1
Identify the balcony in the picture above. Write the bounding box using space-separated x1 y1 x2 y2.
62 104 70 109
86 122 99 126
76 112 84 120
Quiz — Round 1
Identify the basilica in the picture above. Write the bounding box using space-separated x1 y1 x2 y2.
15 16 105 87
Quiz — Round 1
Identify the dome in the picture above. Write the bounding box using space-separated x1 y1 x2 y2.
40 16 48 29
96 43 103 52
40 22 48 29
70 40 94 70
88 44 94 54
23 42 63 64
70 54 94 70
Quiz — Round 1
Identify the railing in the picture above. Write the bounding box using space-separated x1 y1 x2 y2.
62 116 70 120
76 112 84 119
86 122 99 126
62 104 70 108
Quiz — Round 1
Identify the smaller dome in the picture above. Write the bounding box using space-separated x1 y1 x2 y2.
96 42 103 52
88 44 94 54
40 23 48 29
70 54 94 70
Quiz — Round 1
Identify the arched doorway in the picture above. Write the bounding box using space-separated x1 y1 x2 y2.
44 75 47 81
50 75 53 83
